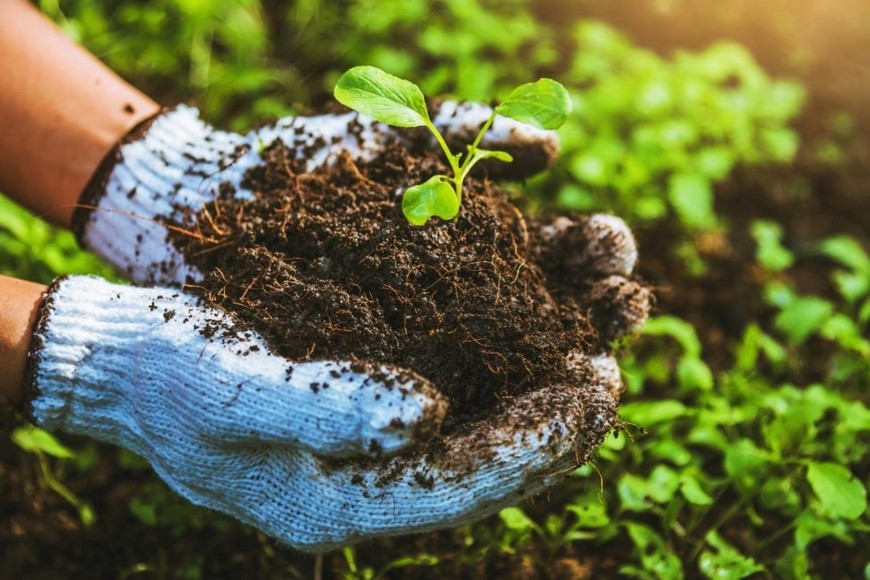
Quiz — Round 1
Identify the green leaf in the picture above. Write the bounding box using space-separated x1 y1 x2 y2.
677 357 714 391
819 235 870 272
621 400 688 425
760 127 800 161
758 475 801 512
817 236 870 303
333 65 429 127
680 474 714 506
619 473 655 512
734 323 786 371
402 176 460 225
806 461 867 520
698 531 765 579
668 172 715 229
78 504 96 528
343 546 359 574
751 220 794 272
565 493 611 528
544 513 565 537
0 195 33 241
761 394 821 457
688 423 729 450
570 154 609 185
695 147 735 180
495 78 572 130
557 184 598 211
624 522 684 579
499 507 536 532
724 439 769 490
381 554 440 574
774 296 834 344
649 439 693 466
821 314 870 355
831 271 870 304
129 496 158 526
643 316 703 357
474 149 514 163
11 426 75 459
794 510 853 550
773 546 811 580
647 465 681 503
860 297 870 325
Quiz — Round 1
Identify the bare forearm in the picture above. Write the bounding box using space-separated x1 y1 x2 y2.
0 0 159 227
0 275 46 407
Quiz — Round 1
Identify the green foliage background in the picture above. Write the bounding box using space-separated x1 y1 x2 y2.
3 0 868 577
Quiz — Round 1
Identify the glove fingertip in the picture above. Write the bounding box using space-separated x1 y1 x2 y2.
537 214 639 278
347 362 448 454
586 275 653 343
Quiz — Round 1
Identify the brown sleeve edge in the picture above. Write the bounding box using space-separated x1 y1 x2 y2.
71 107 173 240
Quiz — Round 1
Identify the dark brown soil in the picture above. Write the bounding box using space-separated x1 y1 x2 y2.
172 135 605 427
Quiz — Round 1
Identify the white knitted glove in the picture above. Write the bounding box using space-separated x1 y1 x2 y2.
24 275 635 552
54 104 651 551
74 103 559 285
24 277 446 526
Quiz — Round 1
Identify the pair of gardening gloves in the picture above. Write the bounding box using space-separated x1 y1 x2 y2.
25 101 649 551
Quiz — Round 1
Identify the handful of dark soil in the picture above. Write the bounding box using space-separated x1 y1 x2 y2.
174 137 607 429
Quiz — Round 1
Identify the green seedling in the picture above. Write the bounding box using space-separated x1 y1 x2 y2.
334 65 571 225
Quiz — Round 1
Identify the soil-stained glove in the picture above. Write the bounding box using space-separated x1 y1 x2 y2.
25 276 446 522
63 104 650 551
23 269 642 552
75 103 559 285
533 214 651 401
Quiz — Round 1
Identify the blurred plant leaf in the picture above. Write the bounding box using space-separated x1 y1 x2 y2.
12 426 75 459
805 462 867 520
698 531 764 579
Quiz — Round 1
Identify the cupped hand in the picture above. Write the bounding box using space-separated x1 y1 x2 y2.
26 275 446 542
59 103 650 550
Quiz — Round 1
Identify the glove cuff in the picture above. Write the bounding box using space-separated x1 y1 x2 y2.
71 108 166 238
74 106 254 284
24 276 184 451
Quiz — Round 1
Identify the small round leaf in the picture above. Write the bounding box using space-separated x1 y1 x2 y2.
402 176 460 226
496 78 572 130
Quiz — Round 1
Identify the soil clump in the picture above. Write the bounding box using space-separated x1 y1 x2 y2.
172 136 605 427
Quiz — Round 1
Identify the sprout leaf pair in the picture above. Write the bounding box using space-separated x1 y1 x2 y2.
334 66 571 225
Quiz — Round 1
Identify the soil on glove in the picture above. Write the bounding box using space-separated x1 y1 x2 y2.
171 134 607 428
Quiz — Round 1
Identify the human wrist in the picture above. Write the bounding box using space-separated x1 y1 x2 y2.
0 275 47 408
0 0 159 226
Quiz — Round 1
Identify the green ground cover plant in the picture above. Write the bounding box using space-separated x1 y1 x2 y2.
542 22 805 227
342 227 866 578
0 194 113 284
2 1 868 577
